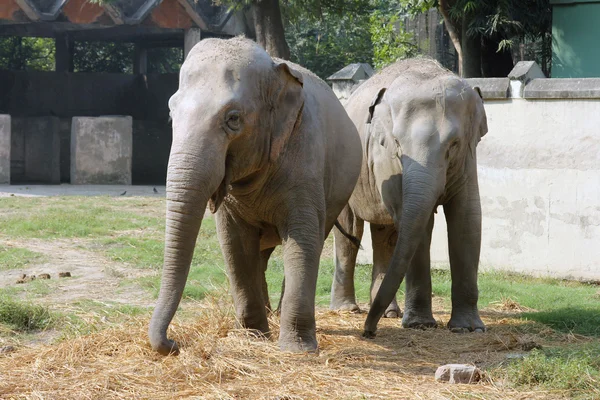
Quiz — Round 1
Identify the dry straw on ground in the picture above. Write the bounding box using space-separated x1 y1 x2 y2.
0 295 571 399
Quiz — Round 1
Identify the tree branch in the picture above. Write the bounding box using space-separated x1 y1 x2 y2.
438 0 463 76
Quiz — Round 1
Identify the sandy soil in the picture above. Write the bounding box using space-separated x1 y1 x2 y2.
0 238 155 307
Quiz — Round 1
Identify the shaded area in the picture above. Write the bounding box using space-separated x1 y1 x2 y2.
521 307 600 337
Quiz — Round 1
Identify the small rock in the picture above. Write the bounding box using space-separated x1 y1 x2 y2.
0 346 15 354
58 272 72 278
505 352 527 360
435 364 482 384
521 341 542 351
19 274 26 279
15 279 26 284
38 273 51 280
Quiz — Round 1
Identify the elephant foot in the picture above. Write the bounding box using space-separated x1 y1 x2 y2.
278 330 318 353
247 328 271 339
401 311 437 329
383 304 402 318
448 309 486 333
329 299 361 313
237 313 270 335
150 336 180 356
362 329 376 339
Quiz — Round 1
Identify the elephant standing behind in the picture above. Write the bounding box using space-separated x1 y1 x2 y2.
148 37 362 354
330 58 488 337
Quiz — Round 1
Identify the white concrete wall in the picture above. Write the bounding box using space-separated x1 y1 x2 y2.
356 97 600 280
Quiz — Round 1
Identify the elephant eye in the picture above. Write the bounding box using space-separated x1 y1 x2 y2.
225 110 241 132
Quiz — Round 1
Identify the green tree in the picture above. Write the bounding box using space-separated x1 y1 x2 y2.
0 37 55 71
283 0 417 78
73 41 133 73
402 0 552 77
369 9 417 69
285 8 373 78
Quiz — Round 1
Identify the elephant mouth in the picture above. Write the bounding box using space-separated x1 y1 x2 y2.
208 171 230 214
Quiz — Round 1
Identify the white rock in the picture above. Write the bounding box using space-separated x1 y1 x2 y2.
435 364 482 384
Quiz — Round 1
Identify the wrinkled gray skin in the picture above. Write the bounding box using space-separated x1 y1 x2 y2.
330 59 488 337
148 37 362 355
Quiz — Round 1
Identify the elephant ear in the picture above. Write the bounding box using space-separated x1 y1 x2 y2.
469 87 488 158
366 88 392 148
269 62 305 162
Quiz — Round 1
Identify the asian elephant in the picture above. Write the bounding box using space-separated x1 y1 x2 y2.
330 59 488 337
148 37 362 355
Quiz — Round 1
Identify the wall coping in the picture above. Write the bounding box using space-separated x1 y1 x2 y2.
464 78 509 99
523 79 600 99
330 61 600 100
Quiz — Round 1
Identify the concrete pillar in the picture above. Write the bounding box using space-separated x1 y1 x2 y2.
71 116 132 184
11 117 61 184
55 34 73 73
0 115 10 184
134 43 148 74
184 28 202 59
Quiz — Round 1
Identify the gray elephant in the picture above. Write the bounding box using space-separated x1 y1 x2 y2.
330 59 488 337
148 37 362 355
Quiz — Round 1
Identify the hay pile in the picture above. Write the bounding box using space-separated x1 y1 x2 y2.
0 295 568 399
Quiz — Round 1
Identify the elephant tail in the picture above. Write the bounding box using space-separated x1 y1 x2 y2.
334 221 363 250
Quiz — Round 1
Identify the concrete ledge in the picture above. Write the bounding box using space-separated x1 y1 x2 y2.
71 116 132 185
524 78 600 98
464 78 510 99
0 115 10 184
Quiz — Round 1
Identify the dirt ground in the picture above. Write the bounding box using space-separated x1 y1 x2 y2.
0 237 154 308
0 185 164 312
0 186 594 399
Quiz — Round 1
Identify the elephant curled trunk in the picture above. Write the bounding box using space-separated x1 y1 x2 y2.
363 158 441 337
149 150 225 355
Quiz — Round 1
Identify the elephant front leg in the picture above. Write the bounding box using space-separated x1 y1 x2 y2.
402 214 437 328
216 208 269 335
331 205 364 312
279 207 323 353
443 172 485 333
370 223 401 318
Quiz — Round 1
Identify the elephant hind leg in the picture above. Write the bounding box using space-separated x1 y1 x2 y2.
330 205 364 313
402 213 437 329
260 247 276 313
370 223 401 318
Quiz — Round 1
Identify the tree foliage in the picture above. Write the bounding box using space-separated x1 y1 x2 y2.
74 41 133 73
400 0 552 76
0 37 55 71
284 6 373 78
283 0 417 77
369 8 417 69
1 0 552 78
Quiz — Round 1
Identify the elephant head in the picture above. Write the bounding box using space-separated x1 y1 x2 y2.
363 70 488 335
149 38 304 355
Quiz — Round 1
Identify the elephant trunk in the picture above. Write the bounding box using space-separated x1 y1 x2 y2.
364 158 441 336
149 147 225 355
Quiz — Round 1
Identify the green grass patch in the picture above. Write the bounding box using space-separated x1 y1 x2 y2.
1 278 54 299
104 237 165 268
0 295 55 332
504 343 600 395
430 268 600 336
0 197 164 239
0 246 44 270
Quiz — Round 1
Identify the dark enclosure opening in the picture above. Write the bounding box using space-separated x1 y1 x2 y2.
1 36 179 185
